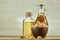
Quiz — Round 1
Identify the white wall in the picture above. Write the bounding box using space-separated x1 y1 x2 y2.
0 0 60 36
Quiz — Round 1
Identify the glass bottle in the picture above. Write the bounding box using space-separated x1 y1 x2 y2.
31 4 48 38
23 12 35 38
35 4 48 25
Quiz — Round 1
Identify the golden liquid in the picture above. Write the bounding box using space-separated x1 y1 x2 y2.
23 22 35 37
35 13 48 25
35 13 45 24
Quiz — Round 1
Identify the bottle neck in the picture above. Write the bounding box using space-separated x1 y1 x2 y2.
25 16 32 19
38 7 46 16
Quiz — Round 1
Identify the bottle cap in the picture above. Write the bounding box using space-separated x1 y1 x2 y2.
38 4 44 9
26 12 32 17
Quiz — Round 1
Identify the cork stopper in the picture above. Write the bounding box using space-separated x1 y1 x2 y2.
38 4 44 9
26 12 32 17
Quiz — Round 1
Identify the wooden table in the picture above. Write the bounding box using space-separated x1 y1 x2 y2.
0 36 60 40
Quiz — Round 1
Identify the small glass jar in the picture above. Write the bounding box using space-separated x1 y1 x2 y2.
23 12 35 38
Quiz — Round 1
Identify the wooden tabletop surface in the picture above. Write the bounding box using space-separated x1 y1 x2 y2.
0 36 60 40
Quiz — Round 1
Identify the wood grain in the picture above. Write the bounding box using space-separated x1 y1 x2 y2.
0 36 60 40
